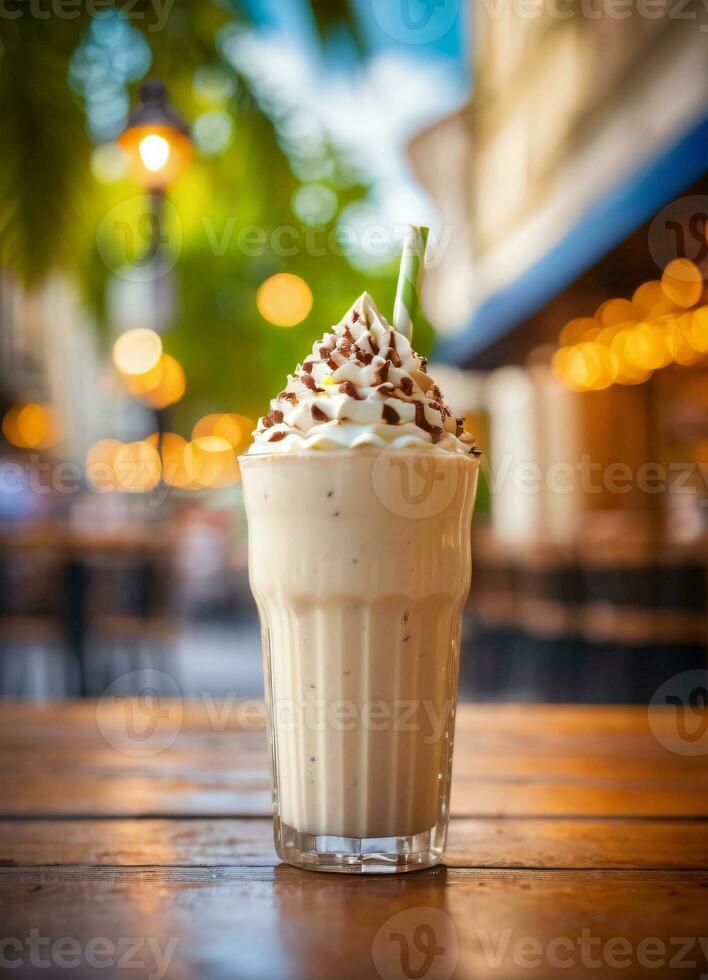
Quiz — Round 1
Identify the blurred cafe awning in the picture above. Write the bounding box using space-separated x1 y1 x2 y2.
410 15 708 365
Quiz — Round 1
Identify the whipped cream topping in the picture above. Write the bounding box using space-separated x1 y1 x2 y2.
249 293 480 456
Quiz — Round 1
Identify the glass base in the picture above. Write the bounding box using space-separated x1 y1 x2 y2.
275 818 445 874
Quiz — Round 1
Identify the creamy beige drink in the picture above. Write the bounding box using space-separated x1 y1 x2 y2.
241 293 479 872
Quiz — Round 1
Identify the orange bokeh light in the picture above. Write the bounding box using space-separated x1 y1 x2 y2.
2 403 58 449
257 273 313 327
191 413 254 454
184 436 240 488
661 258 703 309
113 329 163 376
121 353 186 409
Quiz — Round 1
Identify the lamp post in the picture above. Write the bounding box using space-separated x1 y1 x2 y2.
117 79 192 449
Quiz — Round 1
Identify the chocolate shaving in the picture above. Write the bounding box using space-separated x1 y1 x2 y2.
300 373 320 392
277 391 298 404
399 377 413 396
268 431 287 443
263 408 284 429
382 404 400 425
343 327 355 344
388 346 401 368
301 361 314 374
311 405 330 422
352 310 360 322
339 382 363 400
369 335 379 356
377 383 395 398
375 361 390 384
415 402 442 436
327 350 347 371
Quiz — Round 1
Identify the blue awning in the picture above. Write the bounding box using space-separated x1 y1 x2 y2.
434 115 708 365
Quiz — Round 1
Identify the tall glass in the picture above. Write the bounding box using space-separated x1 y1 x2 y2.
240 449 479 873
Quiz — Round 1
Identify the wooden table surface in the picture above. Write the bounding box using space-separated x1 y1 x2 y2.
1 701 706 979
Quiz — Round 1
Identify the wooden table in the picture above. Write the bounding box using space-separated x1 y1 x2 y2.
1 702 706 978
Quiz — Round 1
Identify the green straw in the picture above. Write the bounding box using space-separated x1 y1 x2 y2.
392 225 430 341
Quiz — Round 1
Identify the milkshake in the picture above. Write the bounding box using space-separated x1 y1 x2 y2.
241 292 479 872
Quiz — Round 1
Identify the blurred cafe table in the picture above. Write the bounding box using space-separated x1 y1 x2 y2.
0 524 176 697
0 701 706 978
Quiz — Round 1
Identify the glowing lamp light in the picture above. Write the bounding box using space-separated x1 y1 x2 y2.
139 134 170 173
257 273 313 327
113 328 163 376
118 80 192 190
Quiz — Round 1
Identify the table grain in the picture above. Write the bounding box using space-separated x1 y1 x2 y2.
1 702 706 979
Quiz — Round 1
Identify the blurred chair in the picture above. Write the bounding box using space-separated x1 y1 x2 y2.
82 536 182 696
0 529 76 698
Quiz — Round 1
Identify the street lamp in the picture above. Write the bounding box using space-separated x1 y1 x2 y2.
118 78 192 191
117 79 192 454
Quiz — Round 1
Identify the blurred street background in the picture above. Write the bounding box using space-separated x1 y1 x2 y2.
0 0 706 703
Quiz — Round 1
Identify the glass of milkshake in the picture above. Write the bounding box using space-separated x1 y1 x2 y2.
241 290 480 873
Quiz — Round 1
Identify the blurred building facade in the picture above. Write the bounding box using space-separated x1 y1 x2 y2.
418 7 708 700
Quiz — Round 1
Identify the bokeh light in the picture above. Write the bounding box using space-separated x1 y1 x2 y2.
192 413 254 453
2 403 58 449
113 328 163 376
554 266 706 392
687 306 708 353
113 440 161 493
596 298 635 328
158 433 197 490
292 184 338 226
85 439 123 493
135 354 186 409
257 273 313 327
193 110 233 155
661 258 703 308
624 322 672 371
559 317 599 347
184 435 240 488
